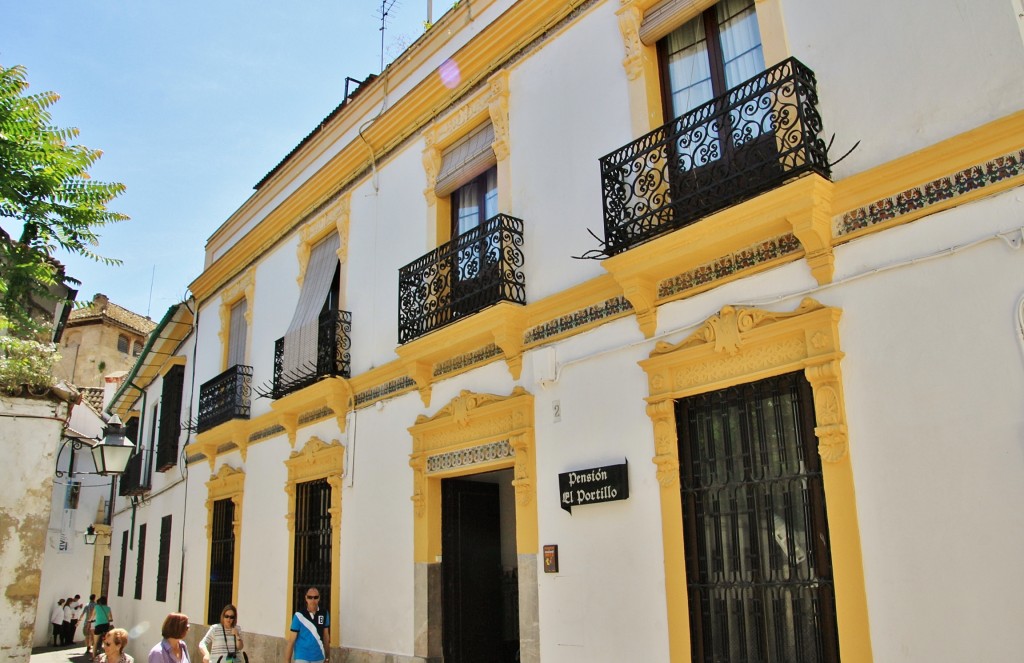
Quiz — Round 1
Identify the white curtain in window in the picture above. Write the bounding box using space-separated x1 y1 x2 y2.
282 233 339 378
717 0 764 87
435 122 496 198
227 299 247 367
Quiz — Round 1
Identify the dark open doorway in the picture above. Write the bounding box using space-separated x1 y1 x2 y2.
442 470 519 663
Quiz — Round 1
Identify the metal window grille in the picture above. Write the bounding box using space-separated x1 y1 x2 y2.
676 372 839 663
134 524 147 600
156 515 172 602
293 478 332 614
117 530 128 597
101 555 110 598
208 498 236 624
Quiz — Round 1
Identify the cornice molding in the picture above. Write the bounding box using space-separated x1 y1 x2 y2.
603 175 834 338
190 0 582 305
396 302 527 407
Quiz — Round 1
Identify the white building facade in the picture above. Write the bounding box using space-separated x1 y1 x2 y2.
108 1 1024 662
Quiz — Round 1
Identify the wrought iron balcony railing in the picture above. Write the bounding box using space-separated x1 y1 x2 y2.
271 309 352 400
118 449 150 497
398 213 526 344
600 57 830 256
197 364 253 433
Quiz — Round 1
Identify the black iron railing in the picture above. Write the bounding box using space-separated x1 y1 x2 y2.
271 309 352 400
398 213 526 344
118 450 150 497
600 57 830 256
197 364 253 433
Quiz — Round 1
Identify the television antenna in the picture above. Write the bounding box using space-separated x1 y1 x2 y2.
377 0 400 72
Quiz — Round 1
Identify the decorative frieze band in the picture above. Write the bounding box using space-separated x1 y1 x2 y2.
836 149 1024 237
426 440 514 474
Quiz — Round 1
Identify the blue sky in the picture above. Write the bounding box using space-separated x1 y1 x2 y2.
1 1 428 319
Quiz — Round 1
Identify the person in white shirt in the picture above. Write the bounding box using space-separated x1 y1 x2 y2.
50 599 65 647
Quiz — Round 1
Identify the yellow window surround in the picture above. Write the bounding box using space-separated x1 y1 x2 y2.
218 268 254 371
204 464 245 620
283 436 345 646
639 298 872 663
422 69 511 247
296 192 351 287
408 387 538 563
617 0 791 136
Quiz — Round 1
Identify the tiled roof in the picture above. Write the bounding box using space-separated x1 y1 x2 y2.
69 294 157 336
79 387 105 414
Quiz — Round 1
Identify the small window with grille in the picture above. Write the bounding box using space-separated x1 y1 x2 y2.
675 372 840 662
117 334 129 354
208 498 236 624
292 478 332 615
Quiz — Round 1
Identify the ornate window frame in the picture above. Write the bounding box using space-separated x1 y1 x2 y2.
283 436 345 646
296 192 351 287
639 298 872 663
205 464 245 619
422 70 511 248
218 268 255 371
617 0 791 136
407 387 538 661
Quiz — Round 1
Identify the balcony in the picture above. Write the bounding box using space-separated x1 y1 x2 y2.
600 57 830 256
197 364 253 433
118 449 150 497
398 213 526 344
271 309 352 400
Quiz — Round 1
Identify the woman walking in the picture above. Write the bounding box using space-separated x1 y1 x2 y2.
97 628 134 663
92 596 114 658
198 605 244 663
149 613 191 663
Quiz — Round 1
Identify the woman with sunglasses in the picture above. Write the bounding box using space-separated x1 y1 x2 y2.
198 605 245 663
97 628 133 663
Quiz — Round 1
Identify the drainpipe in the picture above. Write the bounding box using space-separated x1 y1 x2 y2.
177 299 198 613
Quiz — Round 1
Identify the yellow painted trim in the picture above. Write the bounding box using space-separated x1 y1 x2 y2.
639 299 872 663
283 436 345 646
296 193 350 287
618 0 789 136
190 0 585 305
832 108 1024 234
205 464 245 623
158 356 187 377
89 522 112 598
271 377 354 446
396 302 527 406
409 387 537 564
218 269 254 371
421 69 512 247
603 175 834 337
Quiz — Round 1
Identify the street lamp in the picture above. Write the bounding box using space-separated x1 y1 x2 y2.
84 525 98 545
91 415 135 476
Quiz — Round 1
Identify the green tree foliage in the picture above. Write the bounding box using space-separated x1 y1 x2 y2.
0 334 60 393
0 64 127 335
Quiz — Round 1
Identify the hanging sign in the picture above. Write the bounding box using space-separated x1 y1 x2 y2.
558 461 629 513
